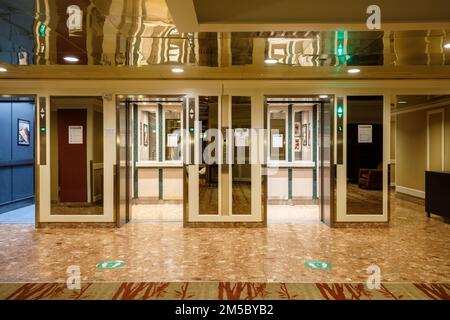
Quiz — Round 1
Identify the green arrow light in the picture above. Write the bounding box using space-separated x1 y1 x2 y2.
337 105 344 118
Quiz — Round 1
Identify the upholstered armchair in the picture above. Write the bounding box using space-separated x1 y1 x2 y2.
358 163 383 190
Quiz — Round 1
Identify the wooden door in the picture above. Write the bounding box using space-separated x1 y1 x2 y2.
57 109 87 202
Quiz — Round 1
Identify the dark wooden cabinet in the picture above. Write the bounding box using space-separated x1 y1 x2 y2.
425 171 450 218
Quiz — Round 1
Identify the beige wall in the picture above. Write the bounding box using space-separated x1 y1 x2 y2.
396 104 450 195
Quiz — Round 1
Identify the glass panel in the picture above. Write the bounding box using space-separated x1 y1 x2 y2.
232 96 251 215
140 110 157 161
165 109 181 161
199 96 219 215
50 97 103 215
346 96 383 215
270 110 286 161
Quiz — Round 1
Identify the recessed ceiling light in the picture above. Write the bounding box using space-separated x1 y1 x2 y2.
0 67 7 72
171 67 184 73
264 58 278 64
63 56 79 63
347 68 361 74
398 101 407 104
444 43 450 49
319 95 329 99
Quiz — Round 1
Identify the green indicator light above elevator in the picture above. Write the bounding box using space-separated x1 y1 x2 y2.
337 105 344 118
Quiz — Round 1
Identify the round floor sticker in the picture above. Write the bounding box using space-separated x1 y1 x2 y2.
304 260 333 270
96 260 125 269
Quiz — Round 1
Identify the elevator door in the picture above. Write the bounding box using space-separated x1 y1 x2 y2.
186 96 265 223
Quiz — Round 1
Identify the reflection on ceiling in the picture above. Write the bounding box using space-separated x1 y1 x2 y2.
0 0 449 70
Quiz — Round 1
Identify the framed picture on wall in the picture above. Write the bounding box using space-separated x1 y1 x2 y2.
294 122 301 136
294 137 301 152
302 124 307 146
143 123 149 146
18 119 30 146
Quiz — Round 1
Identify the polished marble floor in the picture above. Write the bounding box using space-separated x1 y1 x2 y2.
0 195 448 284
131 204 183 223
267 205 320 224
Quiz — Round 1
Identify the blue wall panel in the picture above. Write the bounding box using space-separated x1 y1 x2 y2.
12 166 34 200
0 102 12 161
0 168 12 204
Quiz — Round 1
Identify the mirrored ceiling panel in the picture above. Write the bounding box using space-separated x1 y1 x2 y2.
0 0 449 68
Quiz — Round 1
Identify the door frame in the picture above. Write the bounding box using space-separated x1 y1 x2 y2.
115 95 186 227
0 94 38 227
264 96 334 225
334 94 390 223
186 94 266 224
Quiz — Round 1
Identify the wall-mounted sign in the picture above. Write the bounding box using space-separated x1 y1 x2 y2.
304 260 333 270
68 125 83 144
167 133 179 147
358 124 373 143
271 133 283 148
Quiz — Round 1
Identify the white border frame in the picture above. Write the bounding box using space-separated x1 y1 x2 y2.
335 94 390 222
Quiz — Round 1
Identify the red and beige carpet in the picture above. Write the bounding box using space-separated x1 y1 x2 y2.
1 282 449 300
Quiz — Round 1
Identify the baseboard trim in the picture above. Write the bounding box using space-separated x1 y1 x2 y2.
396 186 425 199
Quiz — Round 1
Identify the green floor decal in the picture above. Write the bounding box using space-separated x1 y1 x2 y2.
304 260 333 270
96 260 126 270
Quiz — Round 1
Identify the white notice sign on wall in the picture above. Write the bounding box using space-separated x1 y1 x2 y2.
167 133 179 147
272 134 284 148
234 129 249 147
68 125 83 144
358 125 372 143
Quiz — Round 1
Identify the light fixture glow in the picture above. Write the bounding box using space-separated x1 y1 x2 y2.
347 68 361 74
319 95 329 99
0 67 7 72
398 101 407 104
63 56 79 63
171 67 184 73
264 58 278 64
444 43 450 49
